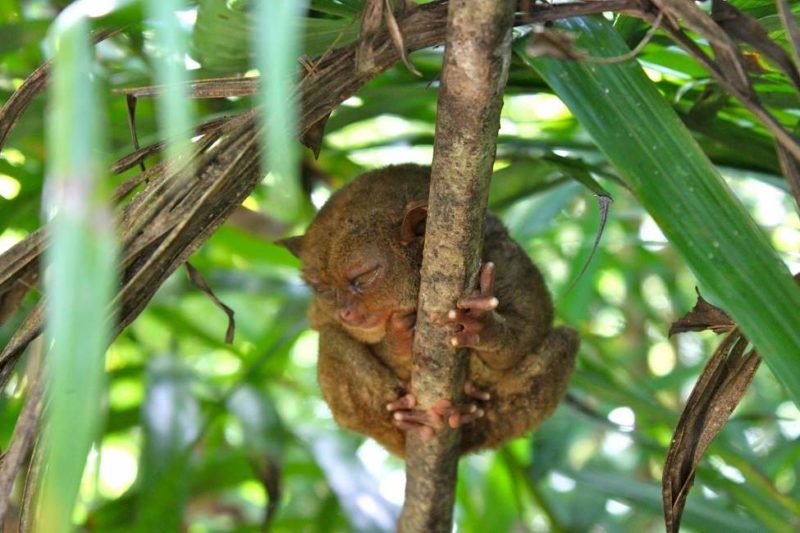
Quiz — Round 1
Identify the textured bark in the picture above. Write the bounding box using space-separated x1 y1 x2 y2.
398 1 515 531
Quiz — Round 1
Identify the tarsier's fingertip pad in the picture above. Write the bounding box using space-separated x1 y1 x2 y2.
489 297 499 308
450 337 459 346
448 310 457 319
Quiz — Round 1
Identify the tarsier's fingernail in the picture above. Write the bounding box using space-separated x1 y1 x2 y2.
489 297 499 308
450 337 458 346
394 412 403 420
448 310 457 319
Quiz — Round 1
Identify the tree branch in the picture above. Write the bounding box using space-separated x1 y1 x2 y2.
399 1 515 531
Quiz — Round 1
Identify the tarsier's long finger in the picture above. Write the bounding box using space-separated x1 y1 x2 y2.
454 295 499 312
479 261 496 297
386 393 416 412
464 380 491 401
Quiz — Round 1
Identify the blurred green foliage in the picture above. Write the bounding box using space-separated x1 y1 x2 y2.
1 1 799 531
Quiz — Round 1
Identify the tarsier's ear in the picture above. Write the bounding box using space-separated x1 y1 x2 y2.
275 235 305 258
400 201 428 245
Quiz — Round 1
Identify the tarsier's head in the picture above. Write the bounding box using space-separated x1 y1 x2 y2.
276 165 431 344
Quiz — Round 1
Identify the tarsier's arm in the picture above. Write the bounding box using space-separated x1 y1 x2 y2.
474 219 555 369
316 324 408 455
447 243 554 371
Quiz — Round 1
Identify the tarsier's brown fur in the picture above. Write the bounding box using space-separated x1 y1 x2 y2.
279 164 578 456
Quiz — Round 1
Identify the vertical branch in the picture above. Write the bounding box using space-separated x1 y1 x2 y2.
399 1 515 531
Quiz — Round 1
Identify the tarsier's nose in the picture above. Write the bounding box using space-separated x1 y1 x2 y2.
337 307 358 325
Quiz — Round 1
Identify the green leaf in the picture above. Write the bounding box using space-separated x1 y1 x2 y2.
518 17 800 403
252 0 307 222
36 14 116 532
145 0 194 166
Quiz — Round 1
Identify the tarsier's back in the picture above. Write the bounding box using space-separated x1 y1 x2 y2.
278 164 578 456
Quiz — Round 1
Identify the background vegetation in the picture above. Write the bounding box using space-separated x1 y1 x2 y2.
0 0 799 531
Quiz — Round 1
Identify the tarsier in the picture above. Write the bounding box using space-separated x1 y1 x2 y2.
278 164 578 456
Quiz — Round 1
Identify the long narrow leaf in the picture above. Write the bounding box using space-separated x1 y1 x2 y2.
519 17 800 403
145 0 194 167
36 13 116 531
252 0 307 222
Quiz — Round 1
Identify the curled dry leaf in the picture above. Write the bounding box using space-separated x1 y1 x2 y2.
664 292 762 532
662 330 761 533
668 289 735 336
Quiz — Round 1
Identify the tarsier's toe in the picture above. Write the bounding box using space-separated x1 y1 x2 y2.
386 393 416 412
391 407 444 429
432 397 486 429
447 408 485 429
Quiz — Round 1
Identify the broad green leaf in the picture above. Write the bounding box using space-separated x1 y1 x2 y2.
520 17 800 403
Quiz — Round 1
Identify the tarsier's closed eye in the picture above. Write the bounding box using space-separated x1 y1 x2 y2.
350 265 382 293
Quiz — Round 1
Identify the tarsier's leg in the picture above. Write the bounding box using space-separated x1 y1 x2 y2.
317 325 408 455
460 326 579 454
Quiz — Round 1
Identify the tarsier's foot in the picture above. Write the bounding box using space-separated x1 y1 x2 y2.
385 381 491 440
446 262 503 349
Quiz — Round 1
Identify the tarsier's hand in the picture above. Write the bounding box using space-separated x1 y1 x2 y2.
385 310 416 359
386 381 491 440
446 262 505 349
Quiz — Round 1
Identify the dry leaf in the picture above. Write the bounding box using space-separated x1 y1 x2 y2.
185 262 236 344
662 330 761 532
668 290 735 336
300 112 331 159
